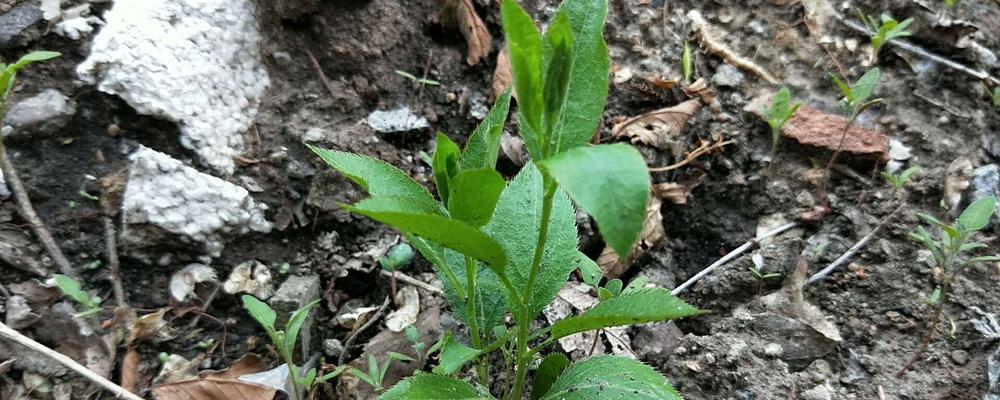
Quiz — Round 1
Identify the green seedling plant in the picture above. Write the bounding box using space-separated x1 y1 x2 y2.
404 324 445 365
0 51 60 154
858 12 913 64
380 242 414 300
395 69 440 87
307 0 700 398
749 254 781 295
241 295 345 400
682 41 693 83
53 274 102 317
349 352 415 394
763 86 801 168
988 84 1000 107
882 165 920 199
944 0 959 9
899 196 999 375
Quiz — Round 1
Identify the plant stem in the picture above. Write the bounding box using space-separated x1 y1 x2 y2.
817 115 858 208
509 176 557 400
897 274 950 376
464 255 489 387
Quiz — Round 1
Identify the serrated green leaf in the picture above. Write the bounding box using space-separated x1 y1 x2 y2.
241 295 277 333
447 168 507 227
545 0 611 155
541 11 573 146
432 334 481 375
623 276 649 294
412 238 507 330
501 0 544 156
284 299 320 357
541 144 649 258
307 144 439 212
957 196 996 232
461 88 513 170
344 198 507 269
852 68 880 105
574 251 602 287
539 355 682 399
485 163 578 320
551 288 698 339
380 372 493 399
531 353 570 400
433 133 462 206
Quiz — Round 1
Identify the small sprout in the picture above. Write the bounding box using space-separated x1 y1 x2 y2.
277 262 290 275
84 259 103 271
379 243 414 272
830 68 882 122
882 165 920 197
944 0 959 8
53 274 101 317
349 353 414 394
858 12 913 63
764 86 801 161
195 338 215 350
990 85 1000 107
241 295 322 400
78 190 99 201
682 41 693 83
395 69 440 86
158 352 170 364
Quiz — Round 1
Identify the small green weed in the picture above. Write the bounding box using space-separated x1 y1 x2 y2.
53 274 102 317
858 12 912 63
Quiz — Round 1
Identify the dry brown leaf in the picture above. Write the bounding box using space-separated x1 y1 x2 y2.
492 47 513 99
153 355 275 400
127 309 173 345
121 347 140 393
644 76 677 90
441 0 492 65
597 195 664 278
611 99 701 152
611 65 634 84
652 172 704 205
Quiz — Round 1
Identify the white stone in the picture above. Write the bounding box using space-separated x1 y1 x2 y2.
366 107 429 133
76 0 269 174
0 169 9 199
122 146 271 256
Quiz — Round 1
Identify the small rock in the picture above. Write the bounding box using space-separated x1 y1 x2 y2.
712 64 745 87
3 89 77 138
365 107 429 133
0 169 9 199
970 164 999 226
0 3 45 49
271 274 321 358
800 383 833 400
951 349 969 365
222 260 275 300
168 263 218 302
5 295 38 329
633 321 684 359
763 342 783 357
323 338 344 358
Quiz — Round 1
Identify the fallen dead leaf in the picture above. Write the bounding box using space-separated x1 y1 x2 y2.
127 309 174 345
385 285 420 332
597 195 664 278
169 264 217 302
0 230 49 277
440 0 492 65
153 355 275 400
645 76 677 90
155 354 203 385
222 260 275 300
121 347 140 393
492 47 513 99
612 99 701 153
335 300 379 330
745 93 889 163
652 171 704 205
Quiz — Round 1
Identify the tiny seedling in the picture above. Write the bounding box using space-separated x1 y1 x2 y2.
901 196 999 374
242 295 324 400
944 0 959 8
882 165 920 198
349 353 415 394
990 85 1000 107
0 51 60 169
749 254 781 295
404 324 444 365
308 0 700 397
53 274 101 317
395 69 440 86
380 242 414 300
763 86 801 165
858 12 913 63
817 68 881 208
682 41 693 83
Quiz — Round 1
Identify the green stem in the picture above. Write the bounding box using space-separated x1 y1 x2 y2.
464 255 488 386
508 177 557 400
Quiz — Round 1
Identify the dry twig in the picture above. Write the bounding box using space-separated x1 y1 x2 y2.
687 10 779 84
807 204 904 285
338 296 391 365
648 138 734 172
104 217 125 307
0 321 143 400
379 270 443 295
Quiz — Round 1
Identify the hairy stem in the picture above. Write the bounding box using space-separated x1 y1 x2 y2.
465 255 488 386
509 177 557 400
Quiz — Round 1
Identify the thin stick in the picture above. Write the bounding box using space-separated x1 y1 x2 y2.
648 139 734 172
0 143 75 278
807 204 903 285
378 270 442 295
103 217 125 307
338 296 391 365
304 48 339 101
672 222 800 295
0 322 143 400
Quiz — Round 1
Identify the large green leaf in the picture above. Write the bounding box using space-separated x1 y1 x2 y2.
461 88 513 170
544 0 611 155
410 239 508 331
344 197 507 269
484 163 578 320
307 144 439 212
380 372 493 399
539 356 682 400
550 288 698 339
447 168 507 227
531 353 570 400
500 0 544 158
540 144 649 258
433 133 462 206
957 196 996 232
432 334 481 375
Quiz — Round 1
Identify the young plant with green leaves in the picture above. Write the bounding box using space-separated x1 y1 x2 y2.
882 165 920 199
395 69 440 87
900 196 999 374
858 12 913 63
763 86 801 165
682 41 693 83
241 296 345 399
307 0 699 398
350 352 416 394
0 52 60 150
988 84 1000 107
817 68 882 207
53 274 102 317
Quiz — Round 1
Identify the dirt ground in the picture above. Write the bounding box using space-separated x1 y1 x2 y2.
1 0 999 399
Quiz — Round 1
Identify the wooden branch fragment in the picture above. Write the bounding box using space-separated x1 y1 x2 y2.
687 10 779 84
